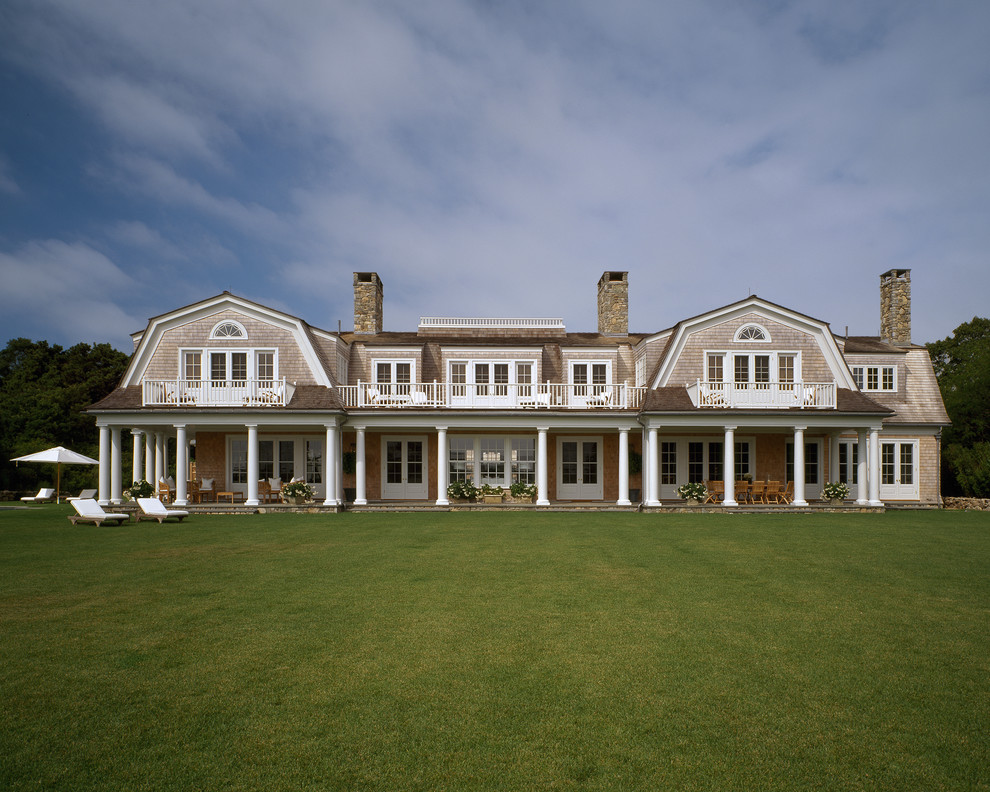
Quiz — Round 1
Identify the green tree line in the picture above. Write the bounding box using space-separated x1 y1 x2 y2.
0 338 129 494
927 317 990 497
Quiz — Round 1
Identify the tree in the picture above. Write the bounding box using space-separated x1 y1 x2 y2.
0 338 129 493
927 317 990 496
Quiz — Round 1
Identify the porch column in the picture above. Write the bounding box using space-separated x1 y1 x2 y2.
131 430 142 486
354 426 367 505
98 424 111 505
110 426 122 505
174 425 188 506
792 426 808 506
868 427 882 506
646 426 660 506
436 426 449 506
155 433 165 484
537 427 550 506
856 430 869 504
617 428 631 506
245 424 259 506
336 431 344 504
144 432 154 484
324 423 339 506
722 426 737 506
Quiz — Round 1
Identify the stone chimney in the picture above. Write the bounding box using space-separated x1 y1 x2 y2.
353 272 383 334
880 269 911 346
597 271 628 336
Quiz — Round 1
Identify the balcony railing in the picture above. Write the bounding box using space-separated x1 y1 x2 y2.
143 379 291 407
688 380 836 409
338 382 647 410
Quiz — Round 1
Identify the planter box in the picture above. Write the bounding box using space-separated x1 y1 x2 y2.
483 494 504 504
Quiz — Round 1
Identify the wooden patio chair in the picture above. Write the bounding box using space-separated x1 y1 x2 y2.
157 480 173 504
765 481 781 505
734 480 751 504
775 481 794 505
704 480 723 504
750 480 767 504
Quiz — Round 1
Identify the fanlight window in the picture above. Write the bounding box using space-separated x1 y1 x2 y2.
734 324 769 342
210 321 247 340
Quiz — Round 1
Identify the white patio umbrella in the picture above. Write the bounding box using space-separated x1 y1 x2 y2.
11 446 100 503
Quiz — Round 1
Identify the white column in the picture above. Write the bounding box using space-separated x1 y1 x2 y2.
617 428 631 506
640 428 649 503
324 423 339 506
436 426 449 506
131 430 142 486
537 427 549 506
868 428 882 506
856 430 869 504
792 426 808 506
98 425 111 505
646 426 660 506
722 427 737 506
354 426 367 505
110 426 122 504
155 433 164 484
174 425 188 506
163 436 170 482
245 424 259 506
336 431 344 503
144 432 154 484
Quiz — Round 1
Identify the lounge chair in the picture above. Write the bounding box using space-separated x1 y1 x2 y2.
136 497 190 523
21 488 55 503
67 489 98 502
68 499 130 527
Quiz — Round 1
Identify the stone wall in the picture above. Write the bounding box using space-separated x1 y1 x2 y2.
880 269 911 346
597 271 628 336
944 497 990 510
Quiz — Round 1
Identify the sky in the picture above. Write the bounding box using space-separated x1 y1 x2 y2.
1 0 988 352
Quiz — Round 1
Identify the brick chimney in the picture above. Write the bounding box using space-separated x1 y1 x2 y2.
353 272 383 334
880 269 911 346
597 271 628 336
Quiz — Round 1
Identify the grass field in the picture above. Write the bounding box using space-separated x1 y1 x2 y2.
1 506 988 791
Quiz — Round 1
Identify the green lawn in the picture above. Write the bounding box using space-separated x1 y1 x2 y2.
1 507 988 791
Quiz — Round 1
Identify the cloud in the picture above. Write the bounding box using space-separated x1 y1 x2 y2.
0 157 19 194
0 239 143 346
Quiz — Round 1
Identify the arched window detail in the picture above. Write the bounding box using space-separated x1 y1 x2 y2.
210 320 247 340
734 324 770 343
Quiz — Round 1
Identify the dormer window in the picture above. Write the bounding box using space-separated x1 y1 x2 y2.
734 324 769 342
210 320 247 340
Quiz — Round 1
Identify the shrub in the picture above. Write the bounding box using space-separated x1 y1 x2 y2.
447 480 478 500
510 482 537 498
127 480 154 499
281 480 315 500
676 482 707 501
822 481 850 500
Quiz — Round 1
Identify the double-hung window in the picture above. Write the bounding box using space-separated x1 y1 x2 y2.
852 365 896 392
571 362 610 396
374 361 413 398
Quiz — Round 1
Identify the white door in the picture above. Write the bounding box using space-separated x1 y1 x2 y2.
880 440 919 500
382 437 428 500
557 437 603 500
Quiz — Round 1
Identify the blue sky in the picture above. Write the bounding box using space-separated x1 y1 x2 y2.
1 0 988 351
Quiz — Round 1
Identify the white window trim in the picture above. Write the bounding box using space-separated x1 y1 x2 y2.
446 358 539 384
568 360 613 385
556 436 604 500
226 434 324 495
373 359 417 383
704 350 801 383
210 319 247 339
447 435 538 488
851 365 897 392
180 348 278 381
733 323 771 343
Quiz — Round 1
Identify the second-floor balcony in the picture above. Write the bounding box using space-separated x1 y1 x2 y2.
143 379 292 407
338 382 647 410
688 380 837 409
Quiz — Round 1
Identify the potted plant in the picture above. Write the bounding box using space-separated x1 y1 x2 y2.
281 480 315 505
509 482 537 502
676 481 708 506
480 484 504 503
822 481 849 505
447 480 478 502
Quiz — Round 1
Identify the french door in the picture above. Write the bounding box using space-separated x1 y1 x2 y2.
557 437 602 500
382 437 428 500
880 440 918 500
